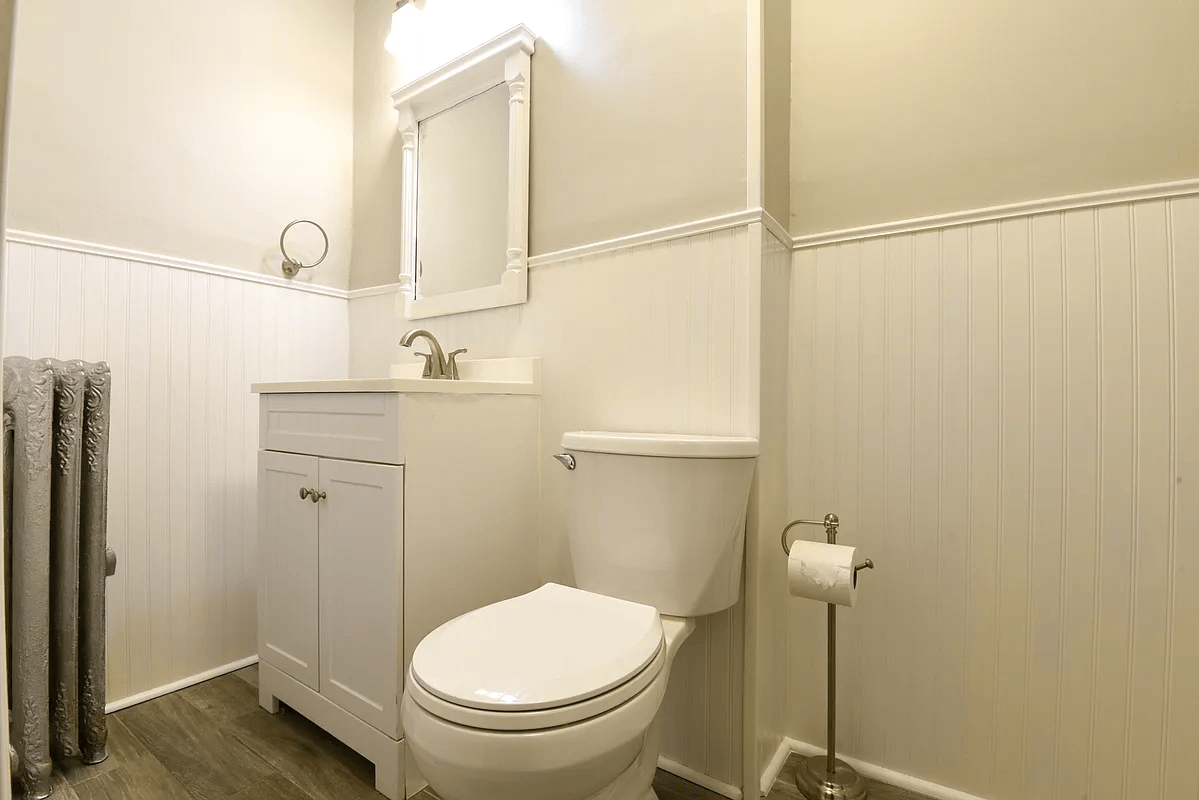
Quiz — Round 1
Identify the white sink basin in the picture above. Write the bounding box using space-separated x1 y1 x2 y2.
389 356 538 384
251 357 540 395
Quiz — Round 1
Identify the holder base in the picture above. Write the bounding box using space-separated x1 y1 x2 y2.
794 754 868 800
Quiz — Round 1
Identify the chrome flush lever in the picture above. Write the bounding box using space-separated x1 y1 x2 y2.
552 453 576 470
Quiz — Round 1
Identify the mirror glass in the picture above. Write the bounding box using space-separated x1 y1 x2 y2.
416 83 510 298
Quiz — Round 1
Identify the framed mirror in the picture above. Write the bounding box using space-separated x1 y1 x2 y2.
391 25 536 320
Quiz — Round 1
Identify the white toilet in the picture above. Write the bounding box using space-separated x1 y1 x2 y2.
401 431 758 800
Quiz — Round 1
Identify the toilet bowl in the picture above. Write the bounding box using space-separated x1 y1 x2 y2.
403 432 757 800
401 584 696 800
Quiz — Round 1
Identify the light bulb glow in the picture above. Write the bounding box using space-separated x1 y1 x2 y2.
384 2 578 83
383 1 420 57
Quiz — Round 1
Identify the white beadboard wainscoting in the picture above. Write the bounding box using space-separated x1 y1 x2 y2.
350 224 762 791
2 235 349 709
785 191 1199 800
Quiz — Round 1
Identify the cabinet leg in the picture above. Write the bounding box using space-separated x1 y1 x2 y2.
259 682 281 715
374 737 404 800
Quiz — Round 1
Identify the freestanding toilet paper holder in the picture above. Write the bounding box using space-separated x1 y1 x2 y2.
782 513 874 800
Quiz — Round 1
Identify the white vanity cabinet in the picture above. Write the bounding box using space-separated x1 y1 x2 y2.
258 451 403 734
251 381 540 800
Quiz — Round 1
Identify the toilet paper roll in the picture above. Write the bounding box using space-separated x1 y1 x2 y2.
787 540 859 607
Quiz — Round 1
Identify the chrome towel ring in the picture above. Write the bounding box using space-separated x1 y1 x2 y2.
280 219 329 278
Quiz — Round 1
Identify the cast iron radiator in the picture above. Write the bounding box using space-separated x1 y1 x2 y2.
3 357 115 799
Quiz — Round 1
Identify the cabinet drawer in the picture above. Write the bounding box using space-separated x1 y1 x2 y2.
260 393 403 464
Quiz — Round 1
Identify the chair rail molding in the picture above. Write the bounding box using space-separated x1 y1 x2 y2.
789 177 1199 250
347 207 788 299
7 230 348 298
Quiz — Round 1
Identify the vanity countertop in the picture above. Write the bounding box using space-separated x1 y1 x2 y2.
250 377 538 395
252 357 540 396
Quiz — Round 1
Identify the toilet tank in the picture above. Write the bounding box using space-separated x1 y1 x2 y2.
559 432 758 617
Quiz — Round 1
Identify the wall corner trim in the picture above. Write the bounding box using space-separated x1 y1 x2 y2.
759 209 792 249
789 177 1199 250
765 738 988 800
658 757 743 800
6 230 351 299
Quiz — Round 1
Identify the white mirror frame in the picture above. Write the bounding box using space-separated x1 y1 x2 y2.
391 25 536 320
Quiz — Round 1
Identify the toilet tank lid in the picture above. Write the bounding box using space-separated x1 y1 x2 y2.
562 431 759 458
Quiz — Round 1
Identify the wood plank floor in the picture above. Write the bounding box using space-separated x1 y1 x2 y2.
40 664 934 800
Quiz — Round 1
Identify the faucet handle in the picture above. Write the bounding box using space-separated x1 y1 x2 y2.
446 348 468 380
412 351 434 378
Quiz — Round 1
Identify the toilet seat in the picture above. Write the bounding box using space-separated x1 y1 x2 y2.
408 583 665 731
406 646 665 731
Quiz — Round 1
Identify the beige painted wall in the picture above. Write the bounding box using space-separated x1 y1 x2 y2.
791 0 1199 235
351 0 748 289
762 0 790 224
353 0 404 291
9 0 354 288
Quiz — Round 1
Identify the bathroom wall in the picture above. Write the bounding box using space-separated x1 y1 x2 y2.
785 186 1199 800
3 235 349 709
351 2 782 791
2 1 355 708
350 0 749 288
9 0 355 288
789 0 1199 235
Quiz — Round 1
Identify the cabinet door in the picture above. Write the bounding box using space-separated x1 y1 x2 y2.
258 451 320 690
318 458 403 737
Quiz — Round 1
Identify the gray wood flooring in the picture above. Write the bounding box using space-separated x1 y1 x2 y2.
41 664 933 800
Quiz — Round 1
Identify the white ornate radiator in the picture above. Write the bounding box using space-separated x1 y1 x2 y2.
3 357 114 800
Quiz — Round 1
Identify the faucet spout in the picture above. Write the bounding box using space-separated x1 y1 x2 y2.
400 328 450 379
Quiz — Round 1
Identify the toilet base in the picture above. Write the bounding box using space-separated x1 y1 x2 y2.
405 616 696 800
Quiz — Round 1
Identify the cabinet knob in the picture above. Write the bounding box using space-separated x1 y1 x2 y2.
299 487 312 501
310 489 326 503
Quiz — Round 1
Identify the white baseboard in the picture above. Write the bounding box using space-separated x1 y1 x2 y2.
760 738 986 800
758 738 792 797
104 655 259 714
657 757 742 800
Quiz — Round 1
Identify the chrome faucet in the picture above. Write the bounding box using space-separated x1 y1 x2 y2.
399 328 467 379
